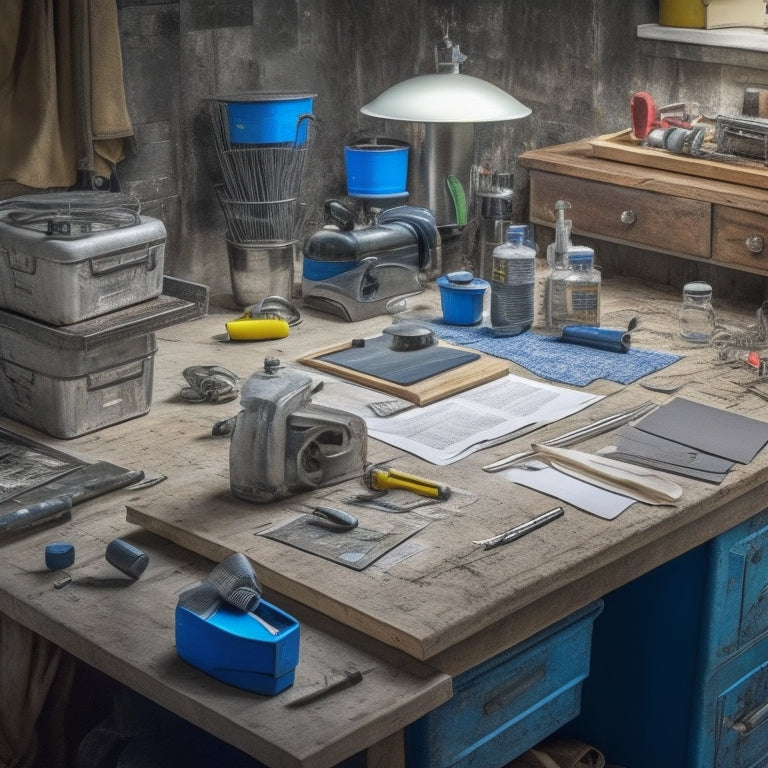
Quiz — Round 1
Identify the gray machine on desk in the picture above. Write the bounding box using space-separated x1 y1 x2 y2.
301 202 440 321
229 358 367 503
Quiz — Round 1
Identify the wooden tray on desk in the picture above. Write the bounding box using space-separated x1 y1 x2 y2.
589 129 768 190
298 339 510 406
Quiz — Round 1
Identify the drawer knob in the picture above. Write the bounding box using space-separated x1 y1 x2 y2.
746 234 765 254
620 210 636 225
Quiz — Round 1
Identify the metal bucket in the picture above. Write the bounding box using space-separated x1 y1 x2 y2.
227 240 295 306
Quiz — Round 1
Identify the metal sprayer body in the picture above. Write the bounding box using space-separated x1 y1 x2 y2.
229 363 367 503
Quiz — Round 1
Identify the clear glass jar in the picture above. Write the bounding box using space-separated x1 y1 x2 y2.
678 281 715 343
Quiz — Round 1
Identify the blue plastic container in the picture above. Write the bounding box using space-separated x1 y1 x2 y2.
226 93 315 145
437 271 489 325
344 139 409 197
175 598 300 695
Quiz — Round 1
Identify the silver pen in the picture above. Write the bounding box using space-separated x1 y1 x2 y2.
473 507 565 550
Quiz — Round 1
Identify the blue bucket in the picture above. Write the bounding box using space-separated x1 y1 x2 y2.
344 139 409 197
226 93 315 145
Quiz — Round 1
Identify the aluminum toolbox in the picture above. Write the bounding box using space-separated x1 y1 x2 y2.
0 194 166 325
0 277 209 439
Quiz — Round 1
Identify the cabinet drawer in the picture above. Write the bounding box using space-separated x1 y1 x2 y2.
405 601 602 768
529 171 711 258
701 509 768 666
689 632 768 768
713 205 768 274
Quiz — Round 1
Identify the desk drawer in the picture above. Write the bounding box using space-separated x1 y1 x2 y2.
405 601 602 768
701 509 768 666
689 632 768 768
529 171 711 258
713 205 768 274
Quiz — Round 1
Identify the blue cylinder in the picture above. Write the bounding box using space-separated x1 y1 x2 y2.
226 93 315 145
344 139 409 196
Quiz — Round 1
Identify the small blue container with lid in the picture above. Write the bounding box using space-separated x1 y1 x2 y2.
437 271 490 325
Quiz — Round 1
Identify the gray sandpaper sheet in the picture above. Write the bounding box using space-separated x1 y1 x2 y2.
634 397 768 464
610 425 733 484
263 514 429 570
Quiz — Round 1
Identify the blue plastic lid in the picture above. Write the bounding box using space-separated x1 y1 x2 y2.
568 247 594 268
437 271 489 292
45 541 75 570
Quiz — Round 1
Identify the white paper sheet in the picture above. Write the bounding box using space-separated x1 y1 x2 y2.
309 371 602 465
501 462 636 520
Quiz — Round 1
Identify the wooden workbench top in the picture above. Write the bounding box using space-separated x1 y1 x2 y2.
0 476 451 768
3 278 764 683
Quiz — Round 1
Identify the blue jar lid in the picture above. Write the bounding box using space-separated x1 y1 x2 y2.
437 271 489 292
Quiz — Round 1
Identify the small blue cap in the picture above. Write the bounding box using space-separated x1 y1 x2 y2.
45 541 75 570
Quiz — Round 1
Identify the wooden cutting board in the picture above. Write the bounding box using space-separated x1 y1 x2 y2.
298 338 510 406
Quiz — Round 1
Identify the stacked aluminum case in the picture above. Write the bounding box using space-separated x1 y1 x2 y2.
0 192 167 438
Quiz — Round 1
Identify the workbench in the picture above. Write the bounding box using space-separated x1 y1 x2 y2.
1 275 768 767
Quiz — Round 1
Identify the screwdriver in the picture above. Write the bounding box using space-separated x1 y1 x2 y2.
365 465 451 500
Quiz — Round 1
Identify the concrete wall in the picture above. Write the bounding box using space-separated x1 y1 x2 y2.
114 0 768 301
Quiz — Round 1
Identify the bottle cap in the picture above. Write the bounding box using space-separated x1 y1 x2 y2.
45 541 75 571
568 247 595 268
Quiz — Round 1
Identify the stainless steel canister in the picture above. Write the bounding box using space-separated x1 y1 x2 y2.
227 240 295 306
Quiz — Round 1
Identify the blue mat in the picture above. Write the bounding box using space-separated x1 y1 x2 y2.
425 322 681 387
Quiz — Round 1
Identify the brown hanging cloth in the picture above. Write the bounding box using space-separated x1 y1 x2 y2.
0 0 134 198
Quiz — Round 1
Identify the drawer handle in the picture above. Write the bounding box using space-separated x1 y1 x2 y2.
620 210 636 225
730 698 768 734
746 234 765 255
482 665 546 715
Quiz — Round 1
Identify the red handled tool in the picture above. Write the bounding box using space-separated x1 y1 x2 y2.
630 92 691 139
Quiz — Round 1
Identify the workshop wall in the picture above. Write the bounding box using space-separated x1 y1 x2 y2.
113 0 766 299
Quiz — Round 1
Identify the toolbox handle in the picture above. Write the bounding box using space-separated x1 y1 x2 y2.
89 241 163 276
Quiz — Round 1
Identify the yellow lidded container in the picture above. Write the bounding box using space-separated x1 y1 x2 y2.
659 0 765 29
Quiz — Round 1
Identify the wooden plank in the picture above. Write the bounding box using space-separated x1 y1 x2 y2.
298 339 510 406
589 129 768 190
0 503 451 768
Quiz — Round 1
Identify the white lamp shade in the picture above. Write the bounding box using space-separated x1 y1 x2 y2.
360 73 531 123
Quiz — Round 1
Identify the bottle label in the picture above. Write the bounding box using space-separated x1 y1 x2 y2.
566 284 599 324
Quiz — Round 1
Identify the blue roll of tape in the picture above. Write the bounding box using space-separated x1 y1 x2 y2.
45 541 75 570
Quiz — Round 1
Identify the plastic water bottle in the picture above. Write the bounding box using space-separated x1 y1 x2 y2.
490 225 536 336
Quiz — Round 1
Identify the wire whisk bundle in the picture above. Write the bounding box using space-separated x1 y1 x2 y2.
207 99 312 245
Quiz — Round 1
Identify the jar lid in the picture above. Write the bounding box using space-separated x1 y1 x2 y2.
437 271 489 292
683 281 712 297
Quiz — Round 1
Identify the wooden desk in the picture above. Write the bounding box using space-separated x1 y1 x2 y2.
0 282 766 766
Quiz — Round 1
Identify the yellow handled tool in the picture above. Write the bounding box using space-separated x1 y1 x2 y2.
225 314 290 341
365 465 451 500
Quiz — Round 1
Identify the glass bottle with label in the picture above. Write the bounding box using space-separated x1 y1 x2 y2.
547 245 600 331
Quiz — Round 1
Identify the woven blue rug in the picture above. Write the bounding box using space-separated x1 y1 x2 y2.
425 322 681 387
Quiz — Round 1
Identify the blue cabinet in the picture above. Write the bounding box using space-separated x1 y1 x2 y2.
563 508 768 768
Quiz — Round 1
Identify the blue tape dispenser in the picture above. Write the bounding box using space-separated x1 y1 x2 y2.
175 553 300 695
